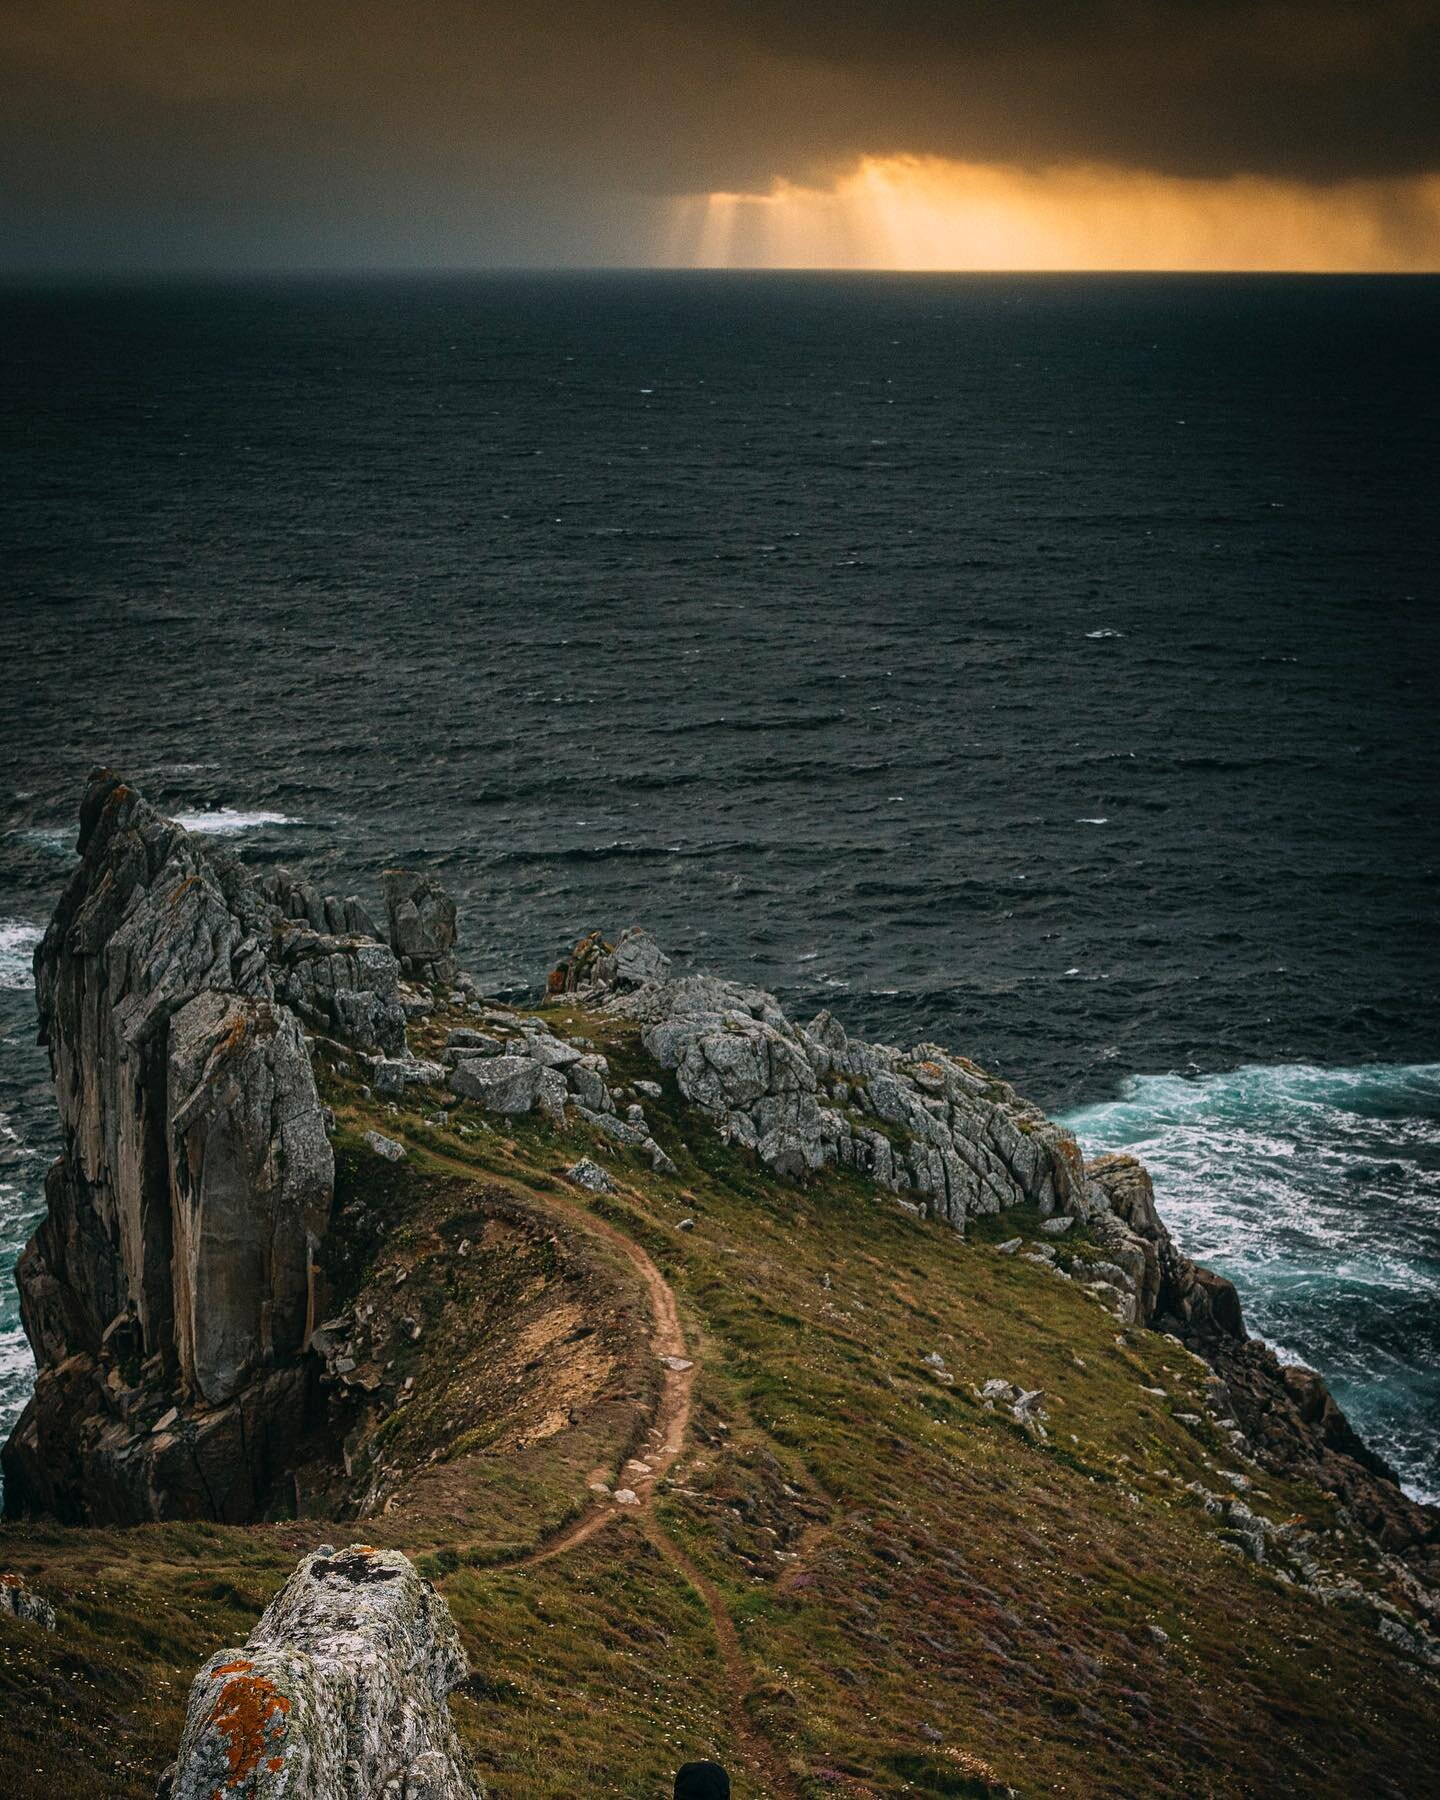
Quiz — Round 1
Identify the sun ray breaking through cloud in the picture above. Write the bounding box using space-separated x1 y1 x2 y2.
664 156 1440 271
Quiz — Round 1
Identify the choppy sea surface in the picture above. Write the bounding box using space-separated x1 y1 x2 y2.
1 273 1436 1497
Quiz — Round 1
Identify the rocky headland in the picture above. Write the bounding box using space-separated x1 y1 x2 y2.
1 771 1436 1798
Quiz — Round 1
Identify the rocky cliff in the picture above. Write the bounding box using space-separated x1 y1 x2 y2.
8 776 1431 1564
4 776 1437 1800
2 771 422 1522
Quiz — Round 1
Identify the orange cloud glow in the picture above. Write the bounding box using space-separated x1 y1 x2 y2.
663 156 1440 272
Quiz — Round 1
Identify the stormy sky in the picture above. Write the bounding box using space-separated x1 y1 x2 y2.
4 0 1439 269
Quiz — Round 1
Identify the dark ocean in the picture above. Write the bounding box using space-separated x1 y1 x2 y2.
2 273 1437 1499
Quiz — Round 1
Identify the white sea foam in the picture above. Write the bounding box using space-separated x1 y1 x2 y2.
1062 1061 1440 1502
1085 629 1125 638
0 1326 36 1440
0 922 44 991
173 808 302 835
14 826 73 855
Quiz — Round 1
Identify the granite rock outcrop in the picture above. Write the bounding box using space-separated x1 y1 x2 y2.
0 772 434 1523
383 870 460 985
554 927 1087 1218
160 1545 483 1800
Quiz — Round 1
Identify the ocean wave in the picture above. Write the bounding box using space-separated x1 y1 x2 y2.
0 922 44 991
1061 1061 1440 1503
173 809 304 835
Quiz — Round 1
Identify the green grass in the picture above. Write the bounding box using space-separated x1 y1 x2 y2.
2 997 1435 1797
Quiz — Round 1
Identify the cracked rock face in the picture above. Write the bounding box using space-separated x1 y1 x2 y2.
1 771 370 1524
168 991 333 1408
160 1545 484 1800
0 1573 57 1631
591 953 1087 1222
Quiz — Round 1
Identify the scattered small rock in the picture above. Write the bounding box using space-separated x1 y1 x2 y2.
659 1355 694 1372
995 1237 1023 1255
646 1140 679 1176
363 1130 407 1162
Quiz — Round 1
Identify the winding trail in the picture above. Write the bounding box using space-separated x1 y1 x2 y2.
406 1140 796 1792
411 1145 696 1552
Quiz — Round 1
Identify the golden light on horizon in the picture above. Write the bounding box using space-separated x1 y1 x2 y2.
663 156 1440 272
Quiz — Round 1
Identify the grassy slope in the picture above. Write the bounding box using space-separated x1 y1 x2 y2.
0 1000 1436 1799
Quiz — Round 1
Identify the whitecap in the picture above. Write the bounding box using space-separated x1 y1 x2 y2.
173 808 303 835
0 922 44 991
1061 1060 1440 1503
1085 629 1125 639
12 827 74 856
1076 817 1108 824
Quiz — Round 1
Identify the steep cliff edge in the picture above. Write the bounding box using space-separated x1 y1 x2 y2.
2 771 405 1522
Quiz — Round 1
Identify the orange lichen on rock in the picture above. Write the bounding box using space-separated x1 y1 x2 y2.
202 1661 291 1790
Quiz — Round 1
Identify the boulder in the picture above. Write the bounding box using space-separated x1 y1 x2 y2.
449 1055 563 1118
0 1573 56 1631
382 871 459 978
608 927 671 987
160 1545 483 1800
564 1158 614 1193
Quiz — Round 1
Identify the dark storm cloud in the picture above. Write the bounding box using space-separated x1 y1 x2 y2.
2 0 1438 265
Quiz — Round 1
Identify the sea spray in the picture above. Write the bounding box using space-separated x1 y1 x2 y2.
1063 1062 1440 1503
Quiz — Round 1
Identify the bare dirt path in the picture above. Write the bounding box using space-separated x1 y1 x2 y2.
412 1145 695 1554
640 1516 799 1799
406 1139 795 1790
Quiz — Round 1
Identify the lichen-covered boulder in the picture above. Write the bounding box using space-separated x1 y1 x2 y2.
160 1545 483 1800
448 1054 564 1117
